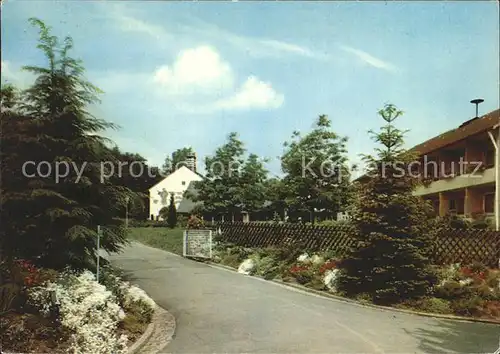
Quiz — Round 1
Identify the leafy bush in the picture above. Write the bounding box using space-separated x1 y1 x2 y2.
0 258 58 314
187 215 205 229
434 280 473 300
451 296 484 317
288 264 315 285
418 297 452 314
255 256 282 280
28 270 129 354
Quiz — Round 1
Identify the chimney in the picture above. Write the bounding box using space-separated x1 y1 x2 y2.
186 153 196 173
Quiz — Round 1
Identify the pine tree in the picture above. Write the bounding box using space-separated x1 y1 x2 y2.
337 104 437 305
1 18 136 269
167 194 177 228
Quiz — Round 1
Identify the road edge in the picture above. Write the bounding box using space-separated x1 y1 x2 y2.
127 304 176 354
205 260 500 326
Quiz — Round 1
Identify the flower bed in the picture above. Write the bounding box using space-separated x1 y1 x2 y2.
0 260 155 353
212 243 500 321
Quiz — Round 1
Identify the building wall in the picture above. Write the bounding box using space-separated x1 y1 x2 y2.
422 184 494 220
149 166 203 220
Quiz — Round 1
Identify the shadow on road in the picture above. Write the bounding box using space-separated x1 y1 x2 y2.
408 319 500 353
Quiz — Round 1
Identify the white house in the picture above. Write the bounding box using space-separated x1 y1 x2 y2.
148 163 203 220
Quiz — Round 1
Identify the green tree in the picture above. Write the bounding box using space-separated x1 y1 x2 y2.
167 194 177 228
162 147 195 174
108 146 163 219
1 18 134 269
337 104 437 305
190 132 268 220
281 115 351 222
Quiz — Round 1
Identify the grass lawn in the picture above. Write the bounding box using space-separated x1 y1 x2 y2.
127 227 185 255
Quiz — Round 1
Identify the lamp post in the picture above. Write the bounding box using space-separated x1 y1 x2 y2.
125 196 130 229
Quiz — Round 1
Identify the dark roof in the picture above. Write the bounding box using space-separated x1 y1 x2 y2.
409 109 499 156
353 108 499 183
177 181 202 214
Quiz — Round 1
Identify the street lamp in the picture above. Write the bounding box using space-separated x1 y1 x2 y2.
125 196 130 229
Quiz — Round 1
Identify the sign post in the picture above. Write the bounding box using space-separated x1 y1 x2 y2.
96 225 101 282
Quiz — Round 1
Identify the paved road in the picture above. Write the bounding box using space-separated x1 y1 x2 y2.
108 242 500 353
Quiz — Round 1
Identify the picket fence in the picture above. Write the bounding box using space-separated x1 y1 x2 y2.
214 222 500 268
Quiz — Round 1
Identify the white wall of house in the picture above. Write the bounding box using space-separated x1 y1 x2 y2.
148 166 203 220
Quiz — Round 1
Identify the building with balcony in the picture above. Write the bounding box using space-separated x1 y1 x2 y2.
355 108 499 229
410 109 499 226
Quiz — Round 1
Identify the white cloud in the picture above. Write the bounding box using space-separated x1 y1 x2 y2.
340 45 398 73
150 45 283 113
187 18 325 60
106 4 325 61
258 39 320 59
1 60 13 79
153 45 233 95
213 76 284 111
104 3 172 41
1 60 35 88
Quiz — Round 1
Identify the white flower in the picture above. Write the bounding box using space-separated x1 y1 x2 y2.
311 255 324 265
459 278 474 287
28 270 128 354
124 285 156 309
238 259 256 275
323 269 340 292
297 253 310 263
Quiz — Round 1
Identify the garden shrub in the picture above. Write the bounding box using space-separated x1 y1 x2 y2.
434 280 473 300
28 270 129 354
26 269 156 354
418 297 452 314
451 296 484 317
254 255 283 280
187 215 205 229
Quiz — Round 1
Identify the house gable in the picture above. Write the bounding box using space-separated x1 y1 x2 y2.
148 166 203 219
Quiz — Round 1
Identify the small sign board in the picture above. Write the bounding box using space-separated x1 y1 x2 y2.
183 229 213 259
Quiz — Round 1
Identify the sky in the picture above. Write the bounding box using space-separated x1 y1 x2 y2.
2 0 499 178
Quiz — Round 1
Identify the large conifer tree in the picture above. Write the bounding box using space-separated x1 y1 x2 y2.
337 104 437 304
1 18 135 269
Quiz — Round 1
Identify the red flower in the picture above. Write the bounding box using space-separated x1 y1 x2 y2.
290 265 309 274
319 261 338 274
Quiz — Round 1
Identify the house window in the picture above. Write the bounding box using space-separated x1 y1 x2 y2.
485 148 495 168
449 199 456 212
182 181 186 185
485 193 495 213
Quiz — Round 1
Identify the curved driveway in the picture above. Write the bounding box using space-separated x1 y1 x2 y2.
109 242 500 353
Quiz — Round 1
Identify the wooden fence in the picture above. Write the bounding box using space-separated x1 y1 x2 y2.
214 222 500 267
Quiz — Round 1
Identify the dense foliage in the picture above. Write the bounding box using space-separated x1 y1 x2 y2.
337 104 437 304
189 132 268 219
0 18 137 269
162 147 196 174
280 115 351 222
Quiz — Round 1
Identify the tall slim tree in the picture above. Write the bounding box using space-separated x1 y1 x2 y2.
281 115 351 222
337 104 437 305
167 194 177 228
1 18 135 269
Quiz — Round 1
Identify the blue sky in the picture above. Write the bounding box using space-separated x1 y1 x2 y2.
2 1 499 177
